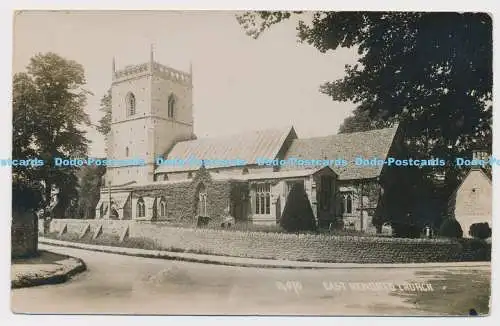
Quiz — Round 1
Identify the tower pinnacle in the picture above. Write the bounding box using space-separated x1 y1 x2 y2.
150 44 155 64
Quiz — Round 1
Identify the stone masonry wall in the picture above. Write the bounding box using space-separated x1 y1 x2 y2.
47 219 489 263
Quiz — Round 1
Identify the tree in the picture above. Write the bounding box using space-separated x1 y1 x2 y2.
280 183 316 232
12 175 43 213
12 52 91 213
237 12 492 188
469 222 491 239
439 218 463 238
76 165 106 218
338 107 386 134
338 109 374 134
97 89 112 136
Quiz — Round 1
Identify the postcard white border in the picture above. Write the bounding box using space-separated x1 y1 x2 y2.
1 1 498 326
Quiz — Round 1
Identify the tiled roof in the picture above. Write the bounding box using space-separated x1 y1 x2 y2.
282 126 399 180
155 126 296 173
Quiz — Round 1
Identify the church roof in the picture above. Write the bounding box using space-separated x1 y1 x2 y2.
282 126 399 180
155 126 297 173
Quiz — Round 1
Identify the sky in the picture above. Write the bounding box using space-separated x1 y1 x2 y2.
12 10 359 157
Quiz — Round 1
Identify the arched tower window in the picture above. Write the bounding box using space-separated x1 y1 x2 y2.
136 197 145 218
125 146 129 157
168 94 176 119
126 92 136 116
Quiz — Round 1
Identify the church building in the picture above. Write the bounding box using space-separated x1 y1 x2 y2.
95 51 406 232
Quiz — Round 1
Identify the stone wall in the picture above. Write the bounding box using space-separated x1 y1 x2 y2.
47 219 490 263
12 210 38 258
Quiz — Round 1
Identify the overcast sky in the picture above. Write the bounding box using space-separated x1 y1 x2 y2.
13 10 358 157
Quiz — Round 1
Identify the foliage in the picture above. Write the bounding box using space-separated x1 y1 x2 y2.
237 11 492 227
97 89 112 136
469 222 491 239
236 11 302 39
73 165 106 218
391 222 421 238
439 218 463 238
12 175 43 213
12 52 90 212
338 107 385 134
280 183 316 232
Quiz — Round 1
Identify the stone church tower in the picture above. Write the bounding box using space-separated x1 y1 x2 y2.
105 47 194 186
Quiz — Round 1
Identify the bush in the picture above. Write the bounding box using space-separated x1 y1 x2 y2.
196 216 210 227
469 223 492 239
439 218 463 238
391 222 420 238
12 179 44 212
280 183 316 232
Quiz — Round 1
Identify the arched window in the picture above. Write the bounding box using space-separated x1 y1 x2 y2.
136 197 145 218
125 146 129 157
255 183 271 215
242 167 249 175
196 183 208 216
126 92 136 116
168 94 175 118
99 203 105 218
346 194 353 214
159 197 167 217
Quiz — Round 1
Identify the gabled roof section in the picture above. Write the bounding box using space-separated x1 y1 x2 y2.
448 167 492 208
155 126 297 173
456 167 492 192
282 126 399 180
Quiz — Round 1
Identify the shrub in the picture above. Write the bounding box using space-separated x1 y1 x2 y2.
469 223 492 239
196 216 210 227
12 179 44 212
391 222 420 238
439 218 463 238
280 183 316 232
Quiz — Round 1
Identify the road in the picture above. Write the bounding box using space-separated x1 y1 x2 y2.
11 244 490 316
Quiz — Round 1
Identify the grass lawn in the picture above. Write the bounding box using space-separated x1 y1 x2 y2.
395 269 491 316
